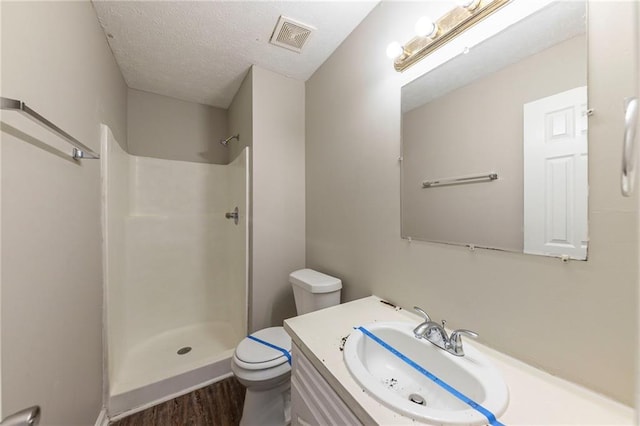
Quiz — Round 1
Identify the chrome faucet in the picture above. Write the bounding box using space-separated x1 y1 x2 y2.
413 306 478 357
0 406 40 426
412 306 433 337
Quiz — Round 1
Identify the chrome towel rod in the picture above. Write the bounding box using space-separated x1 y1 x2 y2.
1 96 99 159
422 173 498 188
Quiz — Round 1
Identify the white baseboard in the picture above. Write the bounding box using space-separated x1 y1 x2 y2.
94 408 109 426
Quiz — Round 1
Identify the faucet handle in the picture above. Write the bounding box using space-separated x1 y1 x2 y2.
449 329 479 356
413 306 431 322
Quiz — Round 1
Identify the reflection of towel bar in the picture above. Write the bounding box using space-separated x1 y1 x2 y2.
422 173 498 188
1 96 99 159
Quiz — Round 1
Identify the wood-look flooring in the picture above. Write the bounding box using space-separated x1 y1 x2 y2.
110 377 246 426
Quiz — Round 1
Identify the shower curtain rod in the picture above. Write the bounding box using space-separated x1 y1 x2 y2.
1 96 100 159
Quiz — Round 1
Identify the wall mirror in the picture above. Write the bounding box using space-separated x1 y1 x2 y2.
401 1 588 260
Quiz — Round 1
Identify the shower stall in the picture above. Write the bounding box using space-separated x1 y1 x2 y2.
101 125 249 416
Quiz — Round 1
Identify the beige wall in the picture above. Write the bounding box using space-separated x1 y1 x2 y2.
127 89 228 164
226 66 306 332
402 35 586 252
637 5 640 417
251 66 306 332
0 1 127 424
306 1 637 405
228 70 253 164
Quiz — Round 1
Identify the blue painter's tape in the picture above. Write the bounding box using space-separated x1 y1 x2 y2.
247 335 292 365
357 326 505 426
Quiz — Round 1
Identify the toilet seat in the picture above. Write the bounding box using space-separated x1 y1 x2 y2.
234 326 291 370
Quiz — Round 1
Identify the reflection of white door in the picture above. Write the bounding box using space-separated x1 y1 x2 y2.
523 86 588 259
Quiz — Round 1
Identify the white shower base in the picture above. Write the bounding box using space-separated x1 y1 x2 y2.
109 321 240 417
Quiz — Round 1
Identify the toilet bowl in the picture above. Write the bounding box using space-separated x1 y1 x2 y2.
232 269 342 426
231 327 292 425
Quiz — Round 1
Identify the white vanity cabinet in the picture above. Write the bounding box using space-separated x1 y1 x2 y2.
290 343 362 426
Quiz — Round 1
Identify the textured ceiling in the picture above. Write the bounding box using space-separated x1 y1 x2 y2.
92 1 379 109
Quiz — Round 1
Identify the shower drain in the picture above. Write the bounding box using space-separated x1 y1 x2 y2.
177 346 192 355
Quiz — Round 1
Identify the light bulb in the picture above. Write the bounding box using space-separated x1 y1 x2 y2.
386 42 403 59
415 16 437 38
455 0 480 10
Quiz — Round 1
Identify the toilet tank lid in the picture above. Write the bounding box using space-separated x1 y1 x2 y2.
289 269 342 293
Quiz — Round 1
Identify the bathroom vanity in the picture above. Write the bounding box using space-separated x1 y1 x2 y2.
283 296 633 425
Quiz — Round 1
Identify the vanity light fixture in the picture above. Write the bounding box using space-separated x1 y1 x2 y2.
389 0 511 72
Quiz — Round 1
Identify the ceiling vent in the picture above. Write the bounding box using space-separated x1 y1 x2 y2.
269 16 314 53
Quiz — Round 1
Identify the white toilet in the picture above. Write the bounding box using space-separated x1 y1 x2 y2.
231 268 342 426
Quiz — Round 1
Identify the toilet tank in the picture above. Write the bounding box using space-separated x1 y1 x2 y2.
289 269 342 315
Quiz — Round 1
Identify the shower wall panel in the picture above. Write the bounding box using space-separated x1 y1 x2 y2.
226 148 249 338
123 157 231 348
102 126 131 386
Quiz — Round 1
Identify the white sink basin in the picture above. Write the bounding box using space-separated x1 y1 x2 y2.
343 321 509 425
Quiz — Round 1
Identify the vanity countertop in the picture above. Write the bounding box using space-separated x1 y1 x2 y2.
283 295 634 425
